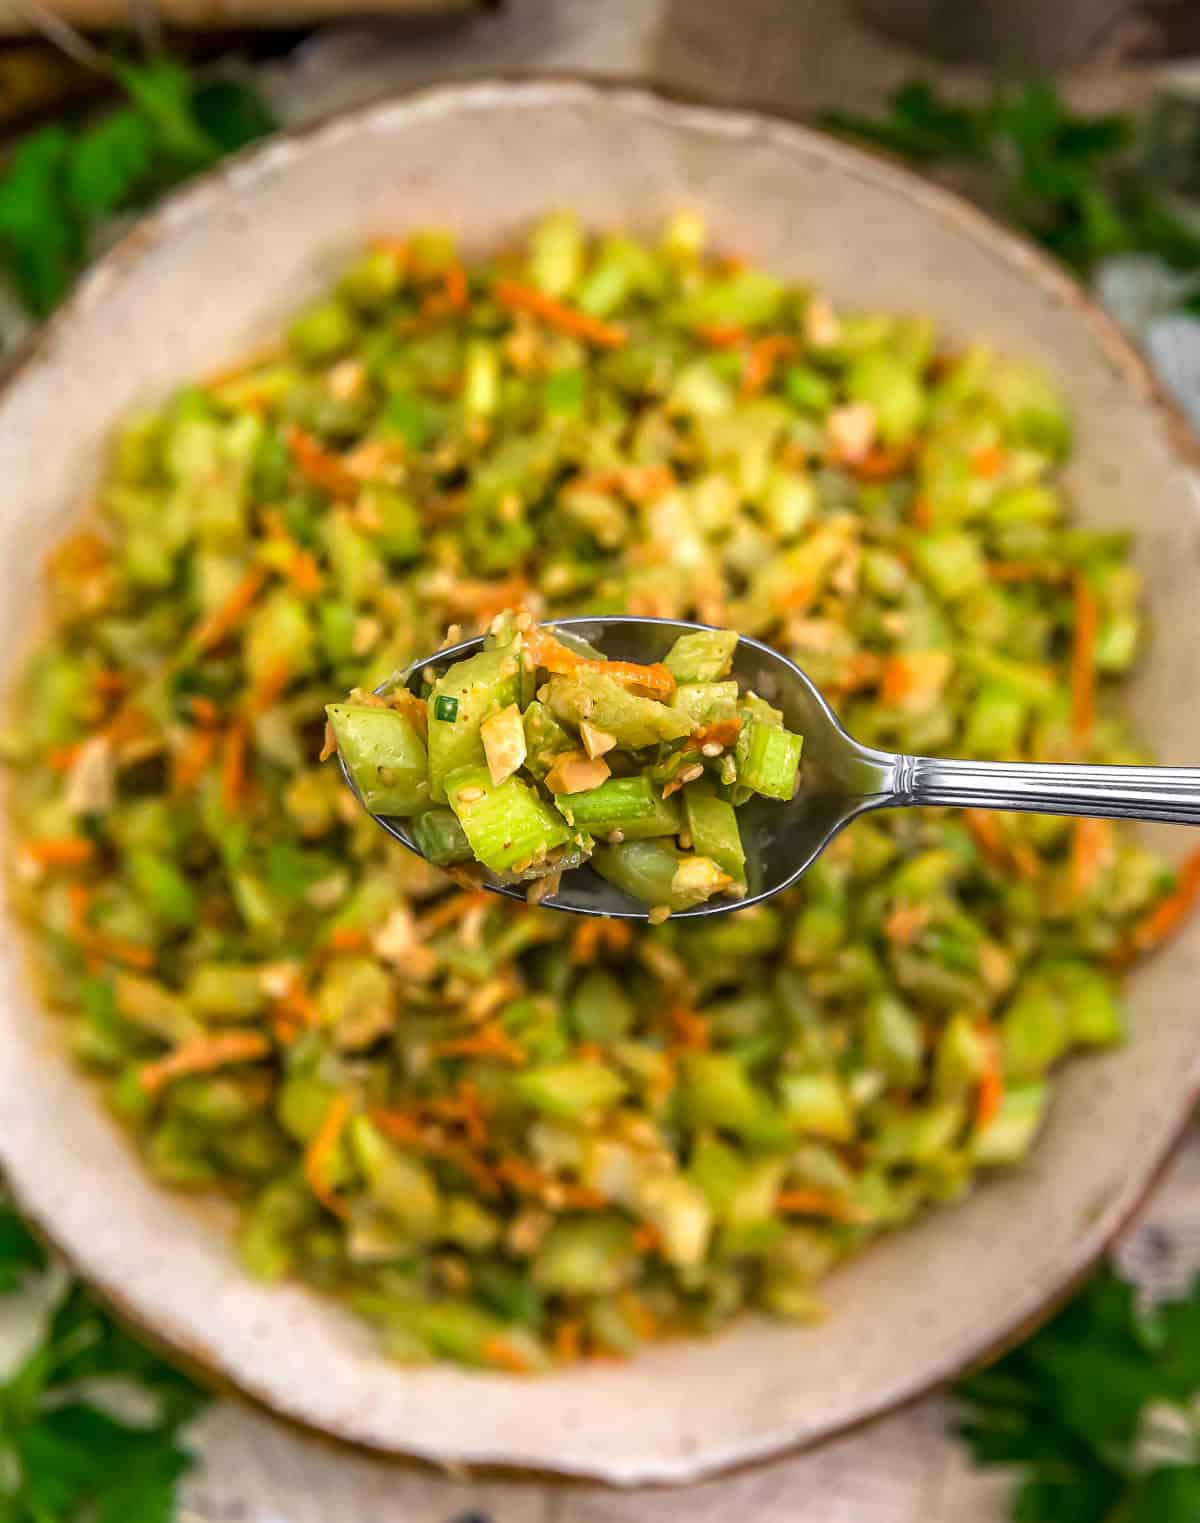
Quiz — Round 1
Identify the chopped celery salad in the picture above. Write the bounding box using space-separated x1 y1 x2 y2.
5 210 1189 1372
328 613 803 915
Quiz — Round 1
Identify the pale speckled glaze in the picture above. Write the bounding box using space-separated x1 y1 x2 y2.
0 79 1198 1487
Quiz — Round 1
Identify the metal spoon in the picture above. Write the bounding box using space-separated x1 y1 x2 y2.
345 616 1200 920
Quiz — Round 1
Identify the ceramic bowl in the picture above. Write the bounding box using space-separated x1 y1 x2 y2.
1 79 1198 1487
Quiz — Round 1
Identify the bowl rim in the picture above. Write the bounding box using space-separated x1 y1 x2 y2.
4 72 1200 1485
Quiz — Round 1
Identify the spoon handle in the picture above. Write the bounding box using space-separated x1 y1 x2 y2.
895 756 1200 826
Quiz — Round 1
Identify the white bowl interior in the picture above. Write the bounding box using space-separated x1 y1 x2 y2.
1 82 1199 1485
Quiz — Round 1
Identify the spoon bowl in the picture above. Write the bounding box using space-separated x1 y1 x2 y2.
346 616 903 918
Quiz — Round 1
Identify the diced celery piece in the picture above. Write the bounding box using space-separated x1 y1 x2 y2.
778 1071 855 1142
592 839 726 910
410 807 472 866
556 776 653 827
348 1115 440 1237
326 704 430 817
672 681 739 725
521 700 576 779
740 722 803 800
528 209 584 297
684 785 746 884
634 1172 713 1267
846 349 926 444
444 765 571 874
427 649 522 802
663 628 739 683
863 992 924 1085
533 1216 637 1294
672 269 785 329
514 1061 626 1121
570 970 635 1042
973 1082 1048 1166
911 531 988 601
546 671 693 748
185 964 267 1021
288 299 356 362
681 1052 789 1146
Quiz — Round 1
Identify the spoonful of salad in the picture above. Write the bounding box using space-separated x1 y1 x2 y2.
326 610 1200 920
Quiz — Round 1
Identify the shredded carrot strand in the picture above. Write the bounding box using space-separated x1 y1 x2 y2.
693 322 747 348
522 624 675 699
553 1318 583 1363
975 1023 1005 1129
570 918 633 963
329 926 369 952
884 903 930 947
220 720 249 813
21 837 94 867
1120 847 1200 961
1070 569 1098 746
683 716 742 754
190 695 221 727
668 1004 710 1051
1070 817 1114 900
741 335 796 398
250 656 292 713
287 548 323 599
850 442 915 482
193 566 268 653
970 444 1007 478
304 1094 352 1220
286 425 358 499
435 1023 527 1066
482 1335 533 1374
776 1189 864 1223
172 725 219 794
963 808 1005 866
416 890 490 937
911 494 934 530
47 743 82 773
139 1032 270 1094
633 1223 663 1254
493 279 626 347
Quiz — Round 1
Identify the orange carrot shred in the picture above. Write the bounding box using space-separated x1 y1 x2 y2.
988 561 1064 584
21 837 94 868
1070 569 1098 746
553 1319 583 1363
285 425 358 499
964 808 1005 865
190 696 221 727
287 548 323 599
740 335 796 398
668 1005 710 1051
911 494 934 530
48 743 82 773
250 655 292 713
970 444 1007 478
776 1189 864 1223
884 903 930 947
172 725 219 794
494 279 626 348
850 442 915 482
220 720 249 813
139 1032 271 1095
416 890 490 937
522 624 675 698
570 918 633 963
435 1023 527 1066
304 1094 352 1220
683 716 742 754
975 1023 1004 1130
330 926 369 952
693 322 747 348
482 1335 533 1375
193 566 268 653
1070 817 1114 900
633 1223 663 1254
1119 847 1200 961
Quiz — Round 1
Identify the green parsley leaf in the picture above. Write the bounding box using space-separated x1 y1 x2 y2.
0 1204 46 1291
